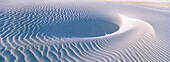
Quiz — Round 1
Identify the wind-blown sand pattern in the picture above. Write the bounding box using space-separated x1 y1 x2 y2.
0 0 170 62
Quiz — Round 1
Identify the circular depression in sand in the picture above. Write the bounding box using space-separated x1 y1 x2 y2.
36 6 120 38
42 19 119 38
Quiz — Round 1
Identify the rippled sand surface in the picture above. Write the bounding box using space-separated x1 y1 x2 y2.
0 0 169 62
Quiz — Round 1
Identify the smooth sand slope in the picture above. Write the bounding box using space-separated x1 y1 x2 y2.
0 0 169 62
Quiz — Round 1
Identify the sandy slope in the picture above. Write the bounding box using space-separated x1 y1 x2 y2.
0 0 169 62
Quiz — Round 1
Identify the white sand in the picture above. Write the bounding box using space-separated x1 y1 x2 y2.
0 0 169 62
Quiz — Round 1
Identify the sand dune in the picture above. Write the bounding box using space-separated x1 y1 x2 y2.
0 0 169 62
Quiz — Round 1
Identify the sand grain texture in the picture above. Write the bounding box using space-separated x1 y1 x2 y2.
0 0 169 62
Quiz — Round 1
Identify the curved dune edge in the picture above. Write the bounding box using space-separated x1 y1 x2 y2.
0 1 170 62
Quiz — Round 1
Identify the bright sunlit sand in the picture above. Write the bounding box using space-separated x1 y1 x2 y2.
0 0 169 62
